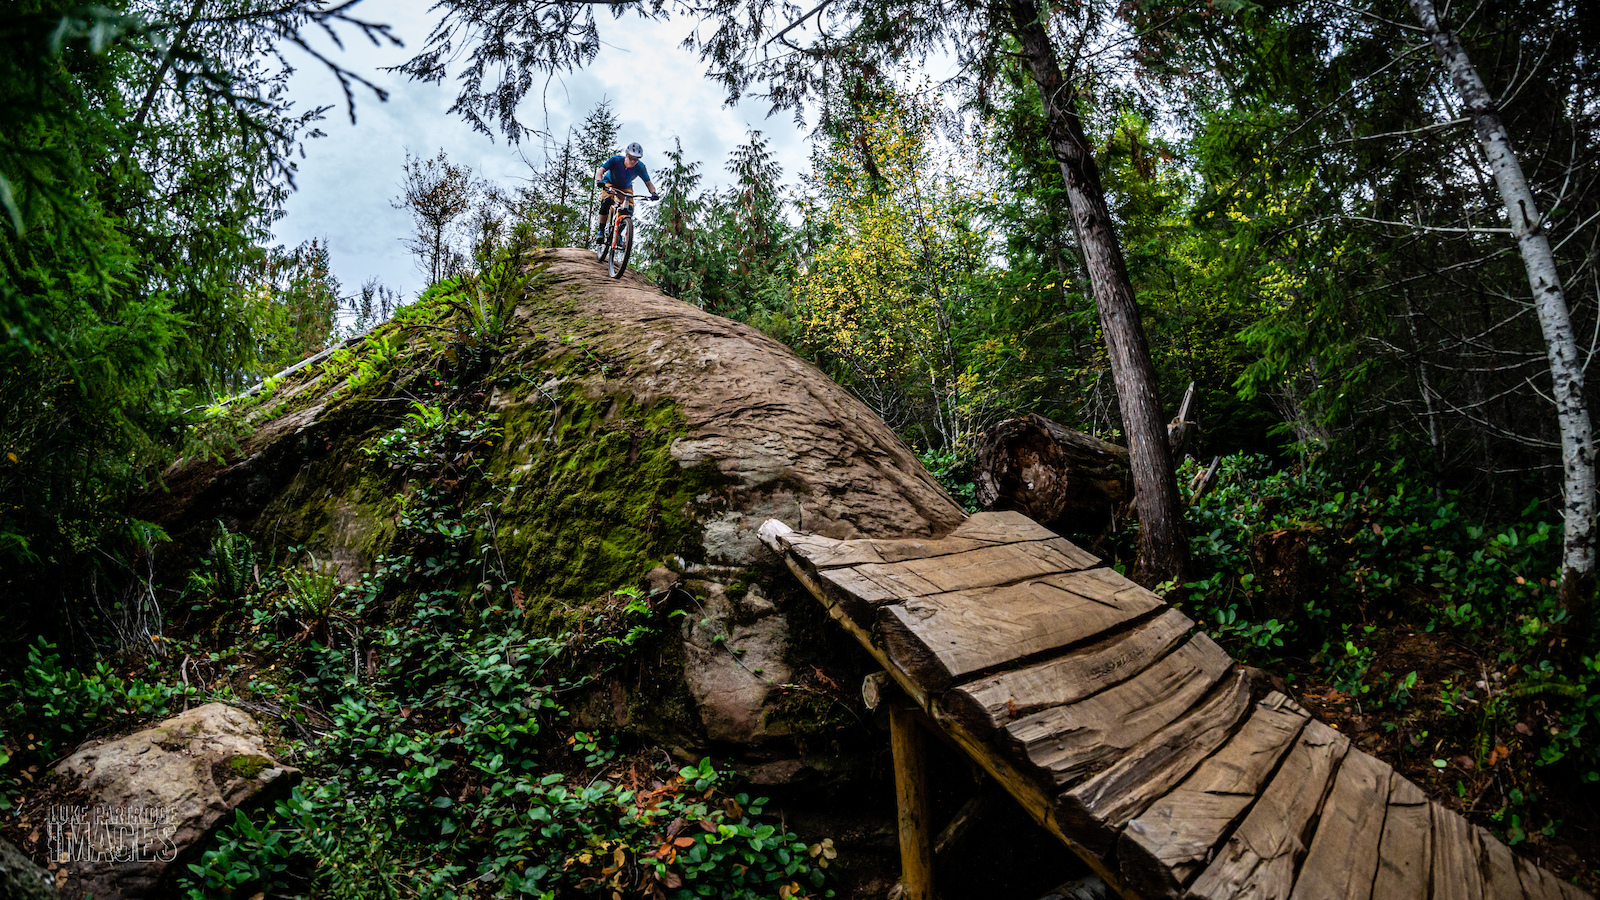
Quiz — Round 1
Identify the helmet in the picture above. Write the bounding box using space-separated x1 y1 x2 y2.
626 141 644 159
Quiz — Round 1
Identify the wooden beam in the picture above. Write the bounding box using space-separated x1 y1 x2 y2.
891 704 936 900
934 785 1002 858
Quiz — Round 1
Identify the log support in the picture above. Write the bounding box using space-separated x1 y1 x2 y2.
890 703 935 900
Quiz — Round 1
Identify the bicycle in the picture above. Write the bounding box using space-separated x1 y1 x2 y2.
595 185 657 278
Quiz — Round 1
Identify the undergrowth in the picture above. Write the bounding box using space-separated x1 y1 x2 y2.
0 241 833 899
1165 455 1599 855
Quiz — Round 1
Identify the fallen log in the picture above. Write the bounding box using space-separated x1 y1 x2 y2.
973 414 1133 531
974 388 1199 533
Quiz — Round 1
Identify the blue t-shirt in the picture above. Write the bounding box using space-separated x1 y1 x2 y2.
599 155 651 191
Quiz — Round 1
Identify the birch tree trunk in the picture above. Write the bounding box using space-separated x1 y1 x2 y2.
1005 0 1188 585
1409 0 1597 621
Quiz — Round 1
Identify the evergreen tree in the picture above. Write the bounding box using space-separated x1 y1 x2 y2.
521 131 588 248
0 0 383 633
640 138 711 302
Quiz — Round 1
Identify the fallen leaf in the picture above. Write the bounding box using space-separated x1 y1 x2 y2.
699 819 717 833
673 837 695 848
1516 722 1533 736
662 872 684 889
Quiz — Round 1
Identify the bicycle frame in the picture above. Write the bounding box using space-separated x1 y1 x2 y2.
601 185 634 254
596 184 653 278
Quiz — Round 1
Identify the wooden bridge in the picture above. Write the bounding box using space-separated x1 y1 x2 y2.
757 512 1591 900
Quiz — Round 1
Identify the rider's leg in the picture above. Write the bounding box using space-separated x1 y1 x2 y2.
594 195 612 244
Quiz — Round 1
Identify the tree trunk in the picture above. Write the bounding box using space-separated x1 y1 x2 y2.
1410 0 1596 623
1004 0 1187 585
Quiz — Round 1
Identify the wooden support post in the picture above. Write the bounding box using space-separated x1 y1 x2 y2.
890 703 935 900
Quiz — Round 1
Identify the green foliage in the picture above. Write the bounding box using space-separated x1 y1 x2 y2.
917 447 977 512
1175 455 1566 665
278 564 345 620
164 367 829 899
363 401 504 473
0 0 357 636
1170 452 1600 842
0 640 194 808
518 99 620 250
639 130 803 323
796 76 1006 451
185 521 259 603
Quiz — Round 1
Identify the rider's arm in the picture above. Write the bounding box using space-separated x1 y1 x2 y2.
643 179 659 197
595 165 606 185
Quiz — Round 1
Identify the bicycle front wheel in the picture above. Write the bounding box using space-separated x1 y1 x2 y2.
608 217 634 278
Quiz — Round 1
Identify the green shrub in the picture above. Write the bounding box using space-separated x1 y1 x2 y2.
0 640 192 808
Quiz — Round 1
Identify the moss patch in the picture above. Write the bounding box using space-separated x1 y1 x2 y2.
216 753 273 782
487 342 725 632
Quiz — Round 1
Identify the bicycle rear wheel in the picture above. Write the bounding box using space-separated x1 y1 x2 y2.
608 216 634 278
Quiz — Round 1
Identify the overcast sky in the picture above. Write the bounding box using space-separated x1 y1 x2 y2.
273 0 817 300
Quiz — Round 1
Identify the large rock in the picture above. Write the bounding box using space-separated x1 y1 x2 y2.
48 703 298 900
136 249 966 769
1 838 58 900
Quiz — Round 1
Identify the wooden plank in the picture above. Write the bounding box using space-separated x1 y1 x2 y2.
1060 673 1265 856
1558 880 1596 900
781 531 885 568
1371 775 1432 900
890 705 935 900
856 538 1097 596
879 575 1164 691
1187 720 1351 900
1476 826 1527 900
1516 856 1567 900
932 786 1002 858
1432 802 1485 900
999 634 1233 790
868 535 1004 563
1113 691 1308 894
948 510 1062 543
1287 748 1392 900
815 566 927 621
1555 877 1593 896
944 607 1196 738
1044 566 1164 608
777 553 1135 897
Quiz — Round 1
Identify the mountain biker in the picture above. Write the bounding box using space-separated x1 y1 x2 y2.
594 142 660 244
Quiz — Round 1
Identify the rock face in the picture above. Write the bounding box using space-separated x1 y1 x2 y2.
49 703 298 900
1 838 58 900
138 249 965 769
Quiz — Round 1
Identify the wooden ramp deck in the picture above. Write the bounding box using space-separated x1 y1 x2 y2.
756 511 1591 900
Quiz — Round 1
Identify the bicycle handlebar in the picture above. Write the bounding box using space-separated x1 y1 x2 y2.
599 184 659 201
